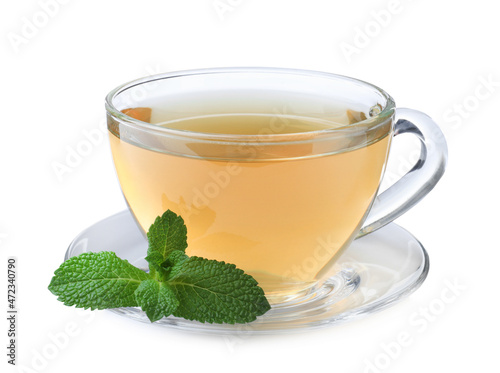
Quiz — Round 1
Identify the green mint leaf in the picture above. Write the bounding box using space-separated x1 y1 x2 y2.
48 252 150 309
166 255 271 324
146 210 187 274
50 210 272 324
144 252 165 273
162 251 189 277
146 250 190 282
134 279 179 322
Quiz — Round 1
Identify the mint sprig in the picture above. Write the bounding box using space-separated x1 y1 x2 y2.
48 210 271 324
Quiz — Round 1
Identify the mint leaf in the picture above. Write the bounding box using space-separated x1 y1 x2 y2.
144 252 165 273
146 210 187 274
134 279 179 322
49 210 272 324
162 250 189 277
166 255 271 324
48 252 150 309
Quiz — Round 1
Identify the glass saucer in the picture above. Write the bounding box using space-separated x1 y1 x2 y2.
65 211 429 334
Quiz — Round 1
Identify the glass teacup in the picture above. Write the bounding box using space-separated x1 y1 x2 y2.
105 68 447 304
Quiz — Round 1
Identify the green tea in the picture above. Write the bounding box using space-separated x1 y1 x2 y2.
109 110 391 298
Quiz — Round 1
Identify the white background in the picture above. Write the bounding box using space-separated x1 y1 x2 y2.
1 0 499 372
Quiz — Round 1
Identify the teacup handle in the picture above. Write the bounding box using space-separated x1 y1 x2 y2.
357 108 448 237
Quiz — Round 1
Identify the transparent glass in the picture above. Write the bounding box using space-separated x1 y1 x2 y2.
105 68 447 303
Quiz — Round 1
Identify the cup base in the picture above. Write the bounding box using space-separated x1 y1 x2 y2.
65 210 429 333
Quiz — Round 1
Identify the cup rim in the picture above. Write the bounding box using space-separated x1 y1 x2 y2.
105 67 395 142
